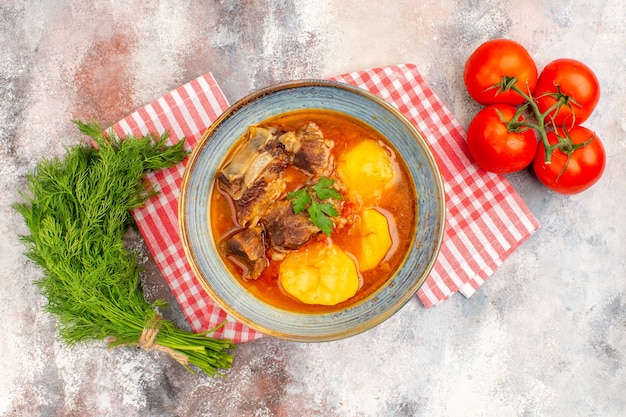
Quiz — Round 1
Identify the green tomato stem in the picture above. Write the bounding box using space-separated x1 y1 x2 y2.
500 77 569 165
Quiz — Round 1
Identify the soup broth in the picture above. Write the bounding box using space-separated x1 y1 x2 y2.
210 109 417 313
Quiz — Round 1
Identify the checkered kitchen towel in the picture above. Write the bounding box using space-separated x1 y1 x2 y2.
110 64 539 343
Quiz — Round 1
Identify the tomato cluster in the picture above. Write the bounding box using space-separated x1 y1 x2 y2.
463 39 606 194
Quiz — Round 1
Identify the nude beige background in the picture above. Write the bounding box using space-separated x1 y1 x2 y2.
1 1 624 416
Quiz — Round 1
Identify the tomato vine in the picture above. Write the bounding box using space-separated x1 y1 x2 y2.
497 75 575 164
463 40 605 194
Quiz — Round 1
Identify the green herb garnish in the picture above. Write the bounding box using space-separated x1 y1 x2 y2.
13 121 235 377
287 177 342 236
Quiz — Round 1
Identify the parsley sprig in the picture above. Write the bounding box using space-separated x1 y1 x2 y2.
287 177 342 236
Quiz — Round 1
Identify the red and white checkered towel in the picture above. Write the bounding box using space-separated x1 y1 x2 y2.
110 64 539 343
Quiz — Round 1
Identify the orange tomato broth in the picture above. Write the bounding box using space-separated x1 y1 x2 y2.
209 109 417 313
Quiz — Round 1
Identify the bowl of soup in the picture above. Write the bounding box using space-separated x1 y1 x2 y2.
179 80 445 342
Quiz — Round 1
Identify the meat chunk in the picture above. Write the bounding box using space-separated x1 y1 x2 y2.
234 173 286 227
278 131 301 154
261 200 321 252
220 226 268 280
216 120 333 277
218 126 280 200
292 122 332 176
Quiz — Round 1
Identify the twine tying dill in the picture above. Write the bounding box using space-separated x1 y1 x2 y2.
137 316 190 367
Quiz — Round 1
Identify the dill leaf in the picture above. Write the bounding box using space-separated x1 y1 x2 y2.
14 121 235 377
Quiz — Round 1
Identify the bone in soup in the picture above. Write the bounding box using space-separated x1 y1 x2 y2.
210 109 417 313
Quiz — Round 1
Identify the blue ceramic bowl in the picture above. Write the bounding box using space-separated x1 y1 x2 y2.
179 80 445 342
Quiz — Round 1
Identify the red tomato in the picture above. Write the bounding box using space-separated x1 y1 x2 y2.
467 104 538 174
533 126 605 194
534 58 600 127
464 39 538 106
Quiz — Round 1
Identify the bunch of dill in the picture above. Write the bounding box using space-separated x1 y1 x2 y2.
13 121 234 377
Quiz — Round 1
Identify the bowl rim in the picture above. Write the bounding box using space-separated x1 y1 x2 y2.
178 79 446 341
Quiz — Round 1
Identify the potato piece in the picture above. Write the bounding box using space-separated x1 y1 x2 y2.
279 243 359 305
354 209 392 271
337 139 395 203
